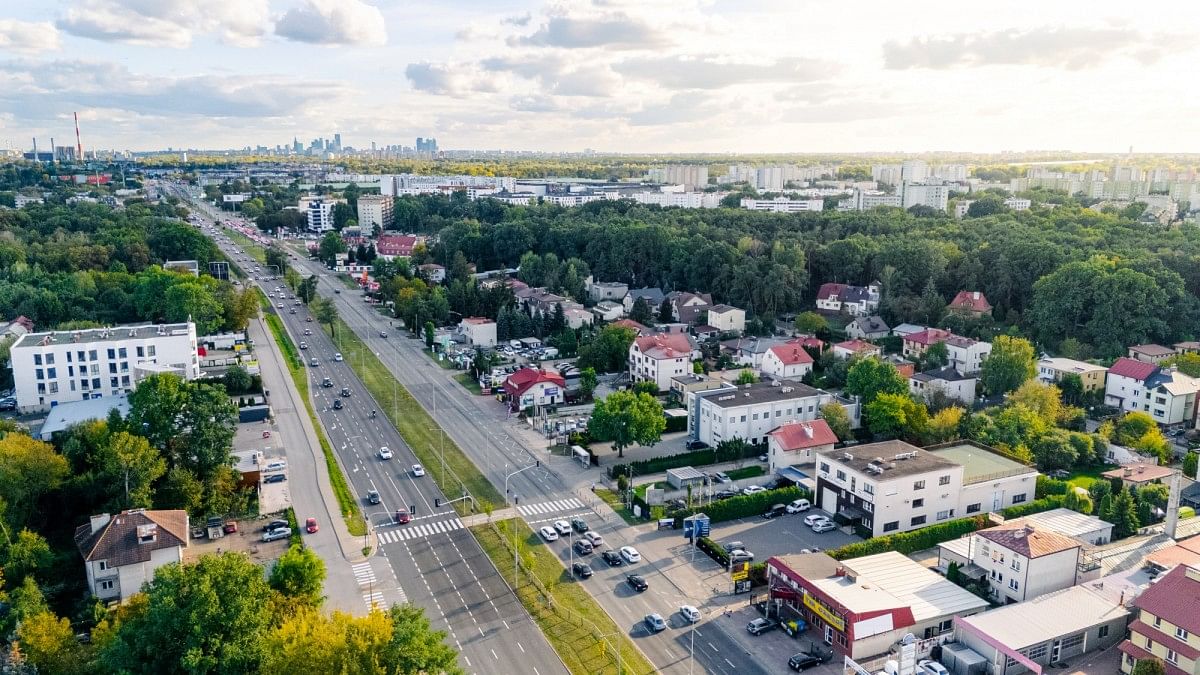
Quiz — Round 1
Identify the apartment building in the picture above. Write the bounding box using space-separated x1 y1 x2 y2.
299 196 343 232
356 194 393 229
814 440 1037 538
11 322 199 413
695 381 859 448
1037 357 1108 392
628 333 694 392
1105 357 1200 426
902 329 992 374
739 197 824 212
902 181 951 211
1119 565 1200 675
707 304 746 333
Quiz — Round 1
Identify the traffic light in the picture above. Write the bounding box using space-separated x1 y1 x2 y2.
411 504 417 514
434 498 440 508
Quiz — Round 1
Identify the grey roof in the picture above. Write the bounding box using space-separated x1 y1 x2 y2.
819 441 958 479
720 337 787 354
850 316 889 333
912 366 974 383
39 395 131 440
957 586 1127 649
13 322 193 349
667 466 706 481
840 286 874 303
626 287 664 304
710 304 739 314
699 381 824 409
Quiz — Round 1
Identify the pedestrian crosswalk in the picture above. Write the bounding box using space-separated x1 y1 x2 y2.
363 590 385 610
516 497 585 516
377 518 463 544
352 562 376 587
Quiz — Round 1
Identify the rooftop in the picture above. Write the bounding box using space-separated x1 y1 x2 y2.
957 586 1127 649
1131 343 1175 357
927 441 1034 484
74 509 189 567
835 339 878 353
700 381 825 409
13 322 194 349
912 366 975 383
822 551 988 621
1102 462 1176 483
976 523 1081 558
768 344 814 366
709 304 739 314
1038 357 1108 374
1015 507 1113 539
39 396 130 440
820 440 958 479
769 552 842 580
1109 357 1159 381
1133 565 1200 635
769 419 838 451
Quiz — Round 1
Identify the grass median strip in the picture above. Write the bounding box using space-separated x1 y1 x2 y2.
472 519 656 675
227 228 267 263
453 372 482 395
262 309 365 536
324 317 504 514
593 488 642 526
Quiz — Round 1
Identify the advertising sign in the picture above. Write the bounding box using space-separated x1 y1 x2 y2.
731 562 750 581
802 592 846 632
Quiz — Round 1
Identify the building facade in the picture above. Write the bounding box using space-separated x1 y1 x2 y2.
458 317 497 348
695 381 859 448
628 333 693 392
1119 565 1200 675
356 194 393 230
1105 358 1200 426
1037 357 1108 392
74 509 189 602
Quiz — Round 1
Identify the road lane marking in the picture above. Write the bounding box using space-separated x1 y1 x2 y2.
709 642 719 652
491 649 498 660
517 642 524 653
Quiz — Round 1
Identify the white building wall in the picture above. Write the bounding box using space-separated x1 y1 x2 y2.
697 390 852 447
760 350 813 380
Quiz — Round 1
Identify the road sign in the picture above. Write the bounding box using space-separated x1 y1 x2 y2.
734 579 752 594
730 562 750 581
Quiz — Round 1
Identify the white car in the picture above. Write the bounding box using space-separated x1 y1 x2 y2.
264 461 286 472
786 498 811 513
742 485 767 496
583 531 604 547
552 520 572 536
411 464 425 477
539 526 559 541
812 520 837 533
803 513 829 527
917 661 950 675
334 353 344 362
378 447 394 460
679 605 701 624
619 546 641 563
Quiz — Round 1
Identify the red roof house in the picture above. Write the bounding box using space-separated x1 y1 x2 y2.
610 319 649 336
503 368 566 411
947 291 992 317
1107 357 1159 382
1119 565 1200 675
376 234 424 258
762 343 815 379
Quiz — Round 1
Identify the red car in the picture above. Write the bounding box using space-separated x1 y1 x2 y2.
305 517 319 533
395 509 411 524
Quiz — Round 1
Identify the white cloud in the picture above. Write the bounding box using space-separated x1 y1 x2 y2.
513 12 669 50
614 56 836 90
405 62 500 97
57 0 267 48
0 19 61 54
275 0 387 47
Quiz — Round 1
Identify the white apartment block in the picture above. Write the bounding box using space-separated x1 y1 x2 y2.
933 164 968 181
356 194 393 229
901 159 930 182
303 197 338 232
11 322 199 413
628 333 694 393
872 164 903 185
902 181 951 211
1004 197 1032 211
839 189 903 211
695 382 860 448
740 197 824 213
631 191 724 208
648 165 709 190
814 441 1038 538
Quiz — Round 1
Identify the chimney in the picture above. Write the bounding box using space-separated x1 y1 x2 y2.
973 291 980 300
89 513 111 534
803 424 814 439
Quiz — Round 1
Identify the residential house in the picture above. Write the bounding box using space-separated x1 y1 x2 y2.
0 315 34 342
1038 357 1108 392
947 291 993 318
707 305 746 333
884 354 917 378
666 291 713 324
375 234 424 260
1102 463 1177 489
815 282 881 316
767 419 837 473
832 340 882 360
1104 357 1200 426
902 329 991 374
845 316 890 340
721 337 788 369
909 367 977 405
1129 344 1177 364
761 343 814 381
458 317 497 348
891 323 927 338
74 509 189 602
1119 564 1200 675
628 333 694 392
970 522 1089 603
622 287 665 314
586 278 628 304
1175 342 1200 356
563 307 594 330
695 381 859 448
418 263 446 283
609 318 649 336
591 301 624 322
504 368 565 413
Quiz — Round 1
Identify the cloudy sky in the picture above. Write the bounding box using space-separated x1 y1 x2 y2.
2 0 1198 153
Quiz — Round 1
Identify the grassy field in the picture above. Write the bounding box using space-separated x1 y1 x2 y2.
593 488 641 526
324 317 504 514
227 228 267 263
1067 465 1113 490
472 519 656 675
262 309 365 536
453 372 483 395
725 466 765 481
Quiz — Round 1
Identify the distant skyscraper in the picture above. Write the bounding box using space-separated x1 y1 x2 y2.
415 137 438 154
293 137 302 153
333 133 342 151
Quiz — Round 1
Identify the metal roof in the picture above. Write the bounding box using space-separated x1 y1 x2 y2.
820 551 987 621
958 586 1128 649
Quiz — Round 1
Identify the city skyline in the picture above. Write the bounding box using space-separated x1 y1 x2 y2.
2 0 1199 153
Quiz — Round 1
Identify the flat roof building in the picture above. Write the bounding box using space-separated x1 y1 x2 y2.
38 395 130 441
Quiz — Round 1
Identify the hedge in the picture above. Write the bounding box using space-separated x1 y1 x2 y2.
826 494 1067 560
665 415 687 433
608 443 762 478
1036 475 1069 498
673 486 808 526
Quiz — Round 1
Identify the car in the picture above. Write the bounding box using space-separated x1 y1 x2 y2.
803 513 830 527
0 398 16 411
334 353 343 362
917 660 951 675
583 531 604 547
620 546 641 563
812 520 837 533
264 460 286 472
332 399 343 410
1049 469 1071 479
572 562 593 578
334 289 340 294
309 357 319 367
758 454 768 462
788 653 822 671
747 618 779 635
721 540 746 553
573 539 593 555
305 317 313 322
601 550 623 566
787 498 812 513
742 485 767 496
763 504 787 519
729 548 756 563
299 342 308 350
289 308 296 314
684 439 708 451
322 377 333 388
411 464 425 477
305 517 319 533
643 613 666 633
263 519 289 532
552 520 572 536
367 489 381 504
377 446 393 460
571 517 588 533
262 527 290 542
715 490 739 500
380 330 388 338
264 473 286 484
276 303 283 309
340 387 351 397
679 605 701 624
626 574 648 592
539 526 559 541
713 471 731 483
304 328 312 335
395 509 411 524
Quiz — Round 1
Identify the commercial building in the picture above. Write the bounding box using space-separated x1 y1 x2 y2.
1104 357 1200 426
74 509 189 603
766 551 988 660
1037 357 1108 392
587 279 629 303
11 322 199 413
1119 565 1200 675
504 368 565 413
955 586 1129 675
356 194 393 230
740 197 824 213
458 317 497 348
38 395 131 441
695 381 859 448
628 333 693 392
815 440 1038 537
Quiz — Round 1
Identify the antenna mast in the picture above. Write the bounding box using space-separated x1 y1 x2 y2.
74 111 83 160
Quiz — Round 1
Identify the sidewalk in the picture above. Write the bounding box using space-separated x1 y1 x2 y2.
249 316 371 613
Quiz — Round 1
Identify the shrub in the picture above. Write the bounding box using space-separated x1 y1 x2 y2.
673 486 809 526
608 443 762 478
665 415 688 433
1036 475 1069 498
1000 495 1065 519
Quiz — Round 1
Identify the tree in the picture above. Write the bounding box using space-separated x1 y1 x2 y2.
227 287 260 330
1063 488 1094 515
735 369 756 385
966 195 1007 217
864 393 929 442
317 231 347 265
920 341 949 370
381 604 463 675
579 367 598 401
844 358 908 403
793 311 828 336
1165 352 1200 377
1131 658 1167 675
269 545 326 606
632 380 659 396
284 267 302 292
629 297 653 325
587 391 666 457
223 364 253 394
1110 488 1141 539
310 296 338 337
1098 493 1115 523
1031 430 1078 471
127 375 237 481
1184 451 1199 479
16 610 86 675
423 320 436 348
0 433 69 529
819 403 851 440
1057 372 1085 405
980 335 1036 395
926 407 964 444
657 298 674 323
1007 380 1063 426
576 325 636 374
99 431 167 510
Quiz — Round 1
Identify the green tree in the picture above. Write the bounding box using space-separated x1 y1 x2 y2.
587 391 666 457
819 403 851 441
926 406 964 444
657 298 674 323
735 369 757 385
99 431 167 510
0 433 69 530
223 364 253 394
1007 380 1063 426
577 325 636 373
920 341 949 370
1057 372 1085 405
17 610 87 675
632 380 659 396
284 267 302 292
629 297 653 325
578 367 598 401
269 545 326 606
1164 352 1200 377
310 296 338 337
1031 430 1078 471
423 320 436 348
1110 488 1141 538
864 393 929 442
227 287 260 330
1184 451 1199 479
844 358 907 403
793 311 828 336
966 195 1007 217
381 604 463 675
317 231 347 265
1131 658 1167 675
1063 488 1094 515
126 374 237 481
980 335 1036 395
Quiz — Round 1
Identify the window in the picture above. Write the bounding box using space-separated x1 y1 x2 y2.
136 346 144 358
1153 616 1162 628
775 410 781 417
45 353 54 365
148 346 156 357
1025 644 1048 661
937 509 952 521
109 363 117 374
740 415 746 422
98 560 108 571
752 413 758 420
913 480 926 490
966 503 981 513
35 368 43 380
883 521 899 532
863 502 873 513
863 484 874 495
937 619 952 633
1008 578 1019 591
1099 625 1109 639
99 580 115 591
110 377 118 388
913 498 925 508
819 462 830 473
1011 559 1021 571
939 475 951 486
1176 627 1189 641
1145 638 1154 651
107 348 115 359
1012 493 1027 504
33 354 42 365
911 515 926 526
1166 650 1178 665
836 470 846 481
118 347 126 359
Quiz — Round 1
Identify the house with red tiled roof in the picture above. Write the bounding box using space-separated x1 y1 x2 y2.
815 282 881 316
901 329 992 374
947 291 993 318
832 339 882 360
74 509 189 602
767 419 837 472
1119 564 1200 675
375 234 424 260
609 318 649 336
629 333 694 392
1105 357 1200 426
503 368 565 412
761 343 815 380
969 522 1086 603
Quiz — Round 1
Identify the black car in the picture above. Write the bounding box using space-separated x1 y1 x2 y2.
601 550 623 566
0 397 16 411
264 473 286 484
685 439 708 450
626 574 648 592
571 518 588 533
715 490 739 500
321 378 333 388
763 504 787 519
571 562 593 579
262 519 288 532
332 399 343 410
340 387 351 397
788 654 822 671
573 539 593 555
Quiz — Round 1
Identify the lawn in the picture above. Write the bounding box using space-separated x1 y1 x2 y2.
262 308 365 536
324 317 504 514
1066 465 1114 490
593 488 642 526
725 466 765 481
227 228 267 264
453 372 482 395
472 519 656 675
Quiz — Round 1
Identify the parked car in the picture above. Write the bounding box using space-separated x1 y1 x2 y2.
763 504 787 519
626 574 648 592
263 519 288 532
539 526 559 541
264 474 286 484
411 464 425 477
378 447 393 460
722 541 745 553
367 489 381 504
679 605 701 624
786 499 812 513
620 546 641 563
553 520 572 536
788 653 823 671
803 514 830 527
685 439 708 451
713 471 731 483
1049 469 1071 479
747 618 779 636
262 527 290 542
571 562 593 579
812 520 837 533
601 550 623 566
305 517 319 533
644 613 667 633
917 660 950 675
573 539 593 555
742 485 767 496
571 518 588 533
715 490 738 499
265 461 286 472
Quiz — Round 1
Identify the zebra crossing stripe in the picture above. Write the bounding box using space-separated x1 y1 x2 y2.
352 562 376 587
363 591 385 610
517 497 586 517
378 519 463 545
